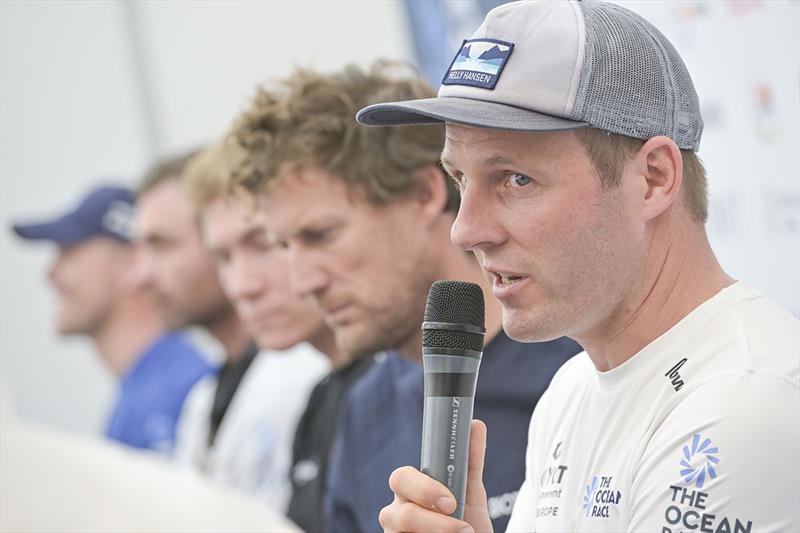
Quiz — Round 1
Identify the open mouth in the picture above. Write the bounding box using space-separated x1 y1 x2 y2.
495 273 525 286
489 269 527 287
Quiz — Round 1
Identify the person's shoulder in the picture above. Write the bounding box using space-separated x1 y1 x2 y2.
138 331 194 362
296 357 374 418
688 283 799 388
725 284 799 383
172 327 228 367
341 352 420 421
128 331 217 384
351 352 418 394
142 331 221 375
228 343 330 412
650 284 799 444
631 370 799 528
245 343 331 389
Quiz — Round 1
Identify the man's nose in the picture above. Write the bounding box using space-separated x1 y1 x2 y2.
225 255 263 302
46 254 63 285
450 185 505 253
131 247 156 289
287 247 329 299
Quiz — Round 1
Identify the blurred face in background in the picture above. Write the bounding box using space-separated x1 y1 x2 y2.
201 196 329 350
134 178 232 329
261 167 438 358
46 237 131 335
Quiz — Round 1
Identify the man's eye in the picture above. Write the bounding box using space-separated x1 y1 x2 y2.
147 239 172 252
251 238 276 253
509 173 532 187
212 252 230 266
302 227 335 245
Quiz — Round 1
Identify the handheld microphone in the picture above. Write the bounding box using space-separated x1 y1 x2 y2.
420 280 485 520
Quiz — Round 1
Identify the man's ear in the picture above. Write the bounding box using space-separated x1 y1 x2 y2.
631 136 683 222
410 164 450 223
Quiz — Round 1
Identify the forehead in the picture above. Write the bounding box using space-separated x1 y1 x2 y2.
202 196 265 242
263 168 362 224
442 125 584 166
58 237 124 262
135 179 195 235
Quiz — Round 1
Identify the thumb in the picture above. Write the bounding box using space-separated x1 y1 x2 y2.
464 419 493 532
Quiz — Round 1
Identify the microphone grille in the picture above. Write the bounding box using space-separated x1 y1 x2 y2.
423 281 485 353
423 280 485 328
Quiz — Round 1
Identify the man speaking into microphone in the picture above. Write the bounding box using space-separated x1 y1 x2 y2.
360 1 800 531
227 63 580 532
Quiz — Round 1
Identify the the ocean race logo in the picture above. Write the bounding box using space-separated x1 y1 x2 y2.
680 434 719 489
582 476 598 516
582 475 621 518
664 433 753 532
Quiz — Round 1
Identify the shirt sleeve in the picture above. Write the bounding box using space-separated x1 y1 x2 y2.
628 372 800 532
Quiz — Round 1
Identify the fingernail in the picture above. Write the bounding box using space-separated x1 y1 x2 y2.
459 527 474 533
435 496 453 513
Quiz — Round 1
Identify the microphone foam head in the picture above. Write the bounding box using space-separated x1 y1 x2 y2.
423 280 485 353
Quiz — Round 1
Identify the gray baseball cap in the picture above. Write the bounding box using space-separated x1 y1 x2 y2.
357 0 703 151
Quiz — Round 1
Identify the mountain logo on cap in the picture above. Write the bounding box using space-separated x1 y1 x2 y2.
442 38 514 90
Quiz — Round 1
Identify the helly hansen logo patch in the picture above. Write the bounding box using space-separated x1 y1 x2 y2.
442 38 514 90
665 358 687 391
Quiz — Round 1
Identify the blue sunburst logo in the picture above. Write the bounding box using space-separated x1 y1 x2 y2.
582 476 598 516
680 434 719 489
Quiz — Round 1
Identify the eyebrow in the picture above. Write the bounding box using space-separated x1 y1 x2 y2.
441 153 519 174
483 154 519 166
141 231 172 245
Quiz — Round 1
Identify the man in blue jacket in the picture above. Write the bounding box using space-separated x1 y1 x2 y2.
13 184 216 451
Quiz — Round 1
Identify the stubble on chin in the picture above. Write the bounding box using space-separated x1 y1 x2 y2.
335 307 421 361
501 303 565 343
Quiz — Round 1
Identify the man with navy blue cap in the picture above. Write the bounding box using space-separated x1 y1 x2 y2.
366 1 799 531
12 185 217 453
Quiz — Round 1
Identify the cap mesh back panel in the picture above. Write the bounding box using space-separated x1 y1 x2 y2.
570 2 703 150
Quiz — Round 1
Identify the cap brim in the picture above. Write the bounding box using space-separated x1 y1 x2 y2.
357 96 589 132
12 218 94 247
